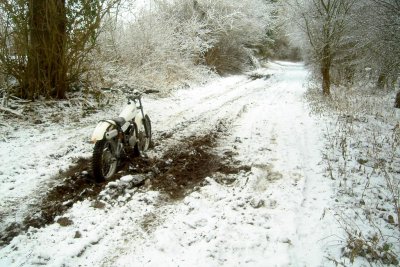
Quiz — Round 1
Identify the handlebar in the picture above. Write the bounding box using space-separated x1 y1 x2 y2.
120 85 160 101
101 85 160 96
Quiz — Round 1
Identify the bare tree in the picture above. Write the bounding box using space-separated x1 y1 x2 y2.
351 0 400 90
288 0 355 95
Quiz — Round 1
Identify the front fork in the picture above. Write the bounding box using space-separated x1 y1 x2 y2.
115 133 124 158
137 98 149 138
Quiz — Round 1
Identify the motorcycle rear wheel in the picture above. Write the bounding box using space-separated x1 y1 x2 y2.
92 139 118 182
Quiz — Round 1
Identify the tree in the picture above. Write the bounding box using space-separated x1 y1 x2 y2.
287 0 355 95
0 0 120 100
351 0 400 90
26 0 67 99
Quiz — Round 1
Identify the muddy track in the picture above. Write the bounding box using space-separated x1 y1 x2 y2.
148 134 250 200
0 129 250 247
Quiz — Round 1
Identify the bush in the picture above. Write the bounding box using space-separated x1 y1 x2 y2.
100 0 275 92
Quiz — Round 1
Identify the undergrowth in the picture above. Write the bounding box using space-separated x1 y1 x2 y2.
306 83 400 266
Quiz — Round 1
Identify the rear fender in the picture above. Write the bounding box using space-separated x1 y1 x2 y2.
91 120 116 143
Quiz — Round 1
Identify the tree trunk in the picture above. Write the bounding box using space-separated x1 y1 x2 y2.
26 0 67 100
321 64 331 96
321 45 331 96
395 91 400 109
377 73 387 90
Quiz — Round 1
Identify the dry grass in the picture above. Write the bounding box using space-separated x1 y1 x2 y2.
306 83 400 265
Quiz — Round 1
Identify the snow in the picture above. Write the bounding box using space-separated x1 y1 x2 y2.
0 61 385 266
307 84 400 266
0 102 121 235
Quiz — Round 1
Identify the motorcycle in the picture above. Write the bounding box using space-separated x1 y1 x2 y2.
91 88 152 182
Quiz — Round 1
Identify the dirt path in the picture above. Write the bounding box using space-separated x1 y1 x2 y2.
0 62 338 267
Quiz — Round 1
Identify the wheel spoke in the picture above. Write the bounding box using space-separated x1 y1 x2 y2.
93 139 118 182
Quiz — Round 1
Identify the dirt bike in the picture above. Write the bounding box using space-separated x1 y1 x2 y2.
91 88 152 182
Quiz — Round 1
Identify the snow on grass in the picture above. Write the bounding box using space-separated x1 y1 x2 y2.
306 84 400 265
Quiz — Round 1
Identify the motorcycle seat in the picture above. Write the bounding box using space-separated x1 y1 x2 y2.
113 117 126 127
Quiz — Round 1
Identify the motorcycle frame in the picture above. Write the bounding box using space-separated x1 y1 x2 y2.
91 95 148 144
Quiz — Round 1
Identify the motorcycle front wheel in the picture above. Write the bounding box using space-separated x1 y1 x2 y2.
135 115 152 156
92 139 118 182
143 114 152 151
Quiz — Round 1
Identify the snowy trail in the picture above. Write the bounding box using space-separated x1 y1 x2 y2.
0 62 338 267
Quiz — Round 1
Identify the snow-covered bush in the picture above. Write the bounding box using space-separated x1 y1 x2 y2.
159 0 274 74
100 0 275 92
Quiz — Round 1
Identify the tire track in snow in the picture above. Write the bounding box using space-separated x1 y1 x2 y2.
151 75 279 150
225 64 336 266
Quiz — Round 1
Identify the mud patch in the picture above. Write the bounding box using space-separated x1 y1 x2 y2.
252 164 283 192
140 212 159 232
146 134 250 200
0 158 104 247
0 156 134 248
105 134 250 200
0 154 142 247
248 73 272 80
0 132 250 247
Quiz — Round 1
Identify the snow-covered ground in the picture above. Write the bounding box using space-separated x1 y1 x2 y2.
0 62 348 266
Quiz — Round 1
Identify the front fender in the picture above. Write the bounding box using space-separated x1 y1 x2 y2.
91 120 116 143
134 113 145 128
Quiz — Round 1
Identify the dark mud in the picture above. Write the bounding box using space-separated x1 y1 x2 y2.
0 132 250 247
147 134 250 200
0 158 103 247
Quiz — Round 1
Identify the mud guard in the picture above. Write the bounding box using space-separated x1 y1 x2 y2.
91 120 116 143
